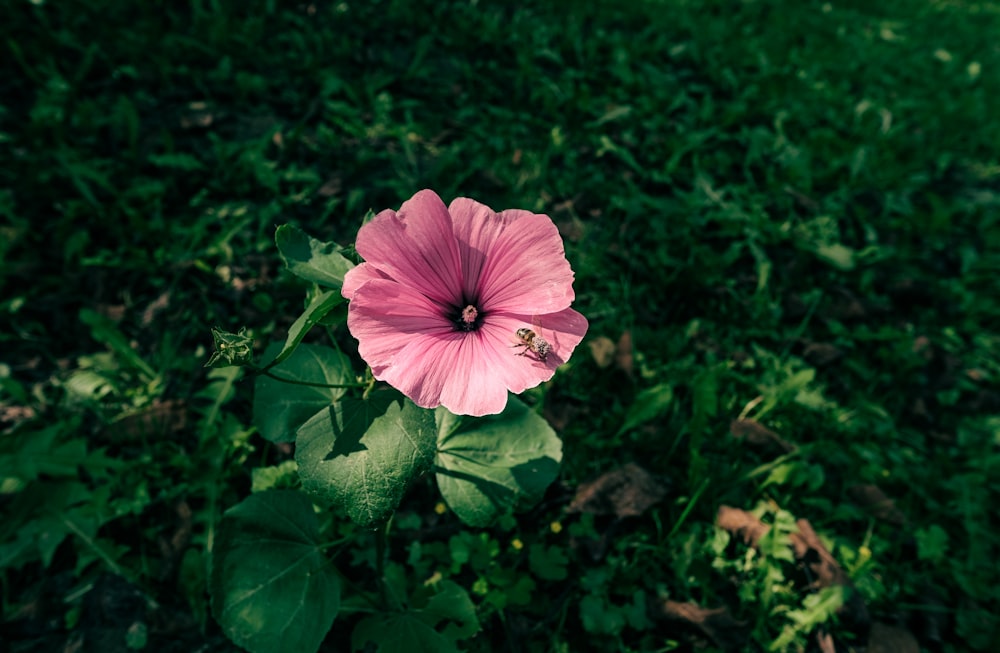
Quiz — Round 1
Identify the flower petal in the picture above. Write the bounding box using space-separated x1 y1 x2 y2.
448 197 517 301
347 279 452 378
354 190 464 307
481 308 589 389
382 332 510 416
342 262 391 300
476 212 575 314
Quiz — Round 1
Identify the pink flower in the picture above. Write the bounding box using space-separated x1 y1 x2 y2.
342 189 588 416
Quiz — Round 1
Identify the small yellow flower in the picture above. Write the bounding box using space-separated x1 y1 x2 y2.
550 521 563 534
434 502 447 515
511 538 524 550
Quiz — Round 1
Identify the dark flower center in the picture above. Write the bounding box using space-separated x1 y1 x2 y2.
452 303 485 332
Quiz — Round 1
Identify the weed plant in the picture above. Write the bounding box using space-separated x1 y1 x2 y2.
2 0 998 651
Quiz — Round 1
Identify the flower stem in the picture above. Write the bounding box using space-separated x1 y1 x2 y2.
250 366 367 389
375 520 388 608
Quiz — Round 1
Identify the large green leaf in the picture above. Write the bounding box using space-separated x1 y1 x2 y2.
295 391 437 528
210 491 340 653
350 581 479 653
253 343 353 443
275 224 355 288
351 614 458 653
435 397 562 527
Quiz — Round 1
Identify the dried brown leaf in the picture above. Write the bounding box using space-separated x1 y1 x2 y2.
107 399 188 442
1 405 37 428
141 292 171 327
180 101 213 129
615 330 633 376
789 519 851 589
729 418 794 452
790 519 870 628
815 630 836 653
96 304 126 323
659 600 748 651
317 177 342 197
566 463 668 518
716 505 770 547
588 336 616 369
801 341 844 367
847 484 906 527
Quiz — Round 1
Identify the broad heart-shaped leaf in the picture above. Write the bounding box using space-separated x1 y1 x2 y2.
264 291 345 371
275 224 355 289
210 490 340 653
295 390 437 528
253 343 352 443
350 581 478 653
435 397 562 528
351 614 458 653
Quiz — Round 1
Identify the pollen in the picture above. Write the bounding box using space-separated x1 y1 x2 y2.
461 305 478 324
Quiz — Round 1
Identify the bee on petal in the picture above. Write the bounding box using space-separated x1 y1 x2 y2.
513 327 551 362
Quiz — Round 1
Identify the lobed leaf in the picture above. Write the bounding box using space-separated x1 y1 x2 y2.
275 224 355 289
253 343 353 443
295 391 437 528
209 490 340 653
435 397 562 527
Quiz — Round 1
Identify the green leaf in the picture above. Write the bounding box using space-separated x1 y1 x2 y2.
692 367 720 422
210 490 340 653
813 242 856 271
79 308 156 379
253 343 353 443
915 524 949 562
579 594 626 636
616 383 673 435
350 581 478 653
251 460 299 493
264 291 344 371
148 152 205 171
275 224 355 288
420 580 480 640
528 543 569 581
0 480 89 569
295 391 437 527
351 613 458 653
435 397 562 527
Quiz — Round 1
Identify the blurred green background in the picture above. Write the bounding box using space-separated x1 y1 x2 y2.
2 0 999 651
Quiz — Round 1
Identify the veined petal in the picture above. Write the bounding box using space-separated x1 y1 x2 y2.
343 191 589 416
379 332 509 416
347 279 452 377
354 190 464 306
448 197 517 301
342 262 392 300
482 308 589 387
477 213 575 314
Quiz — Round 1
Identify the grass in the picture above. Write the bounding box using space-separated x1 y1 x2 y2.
2 0 999 651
